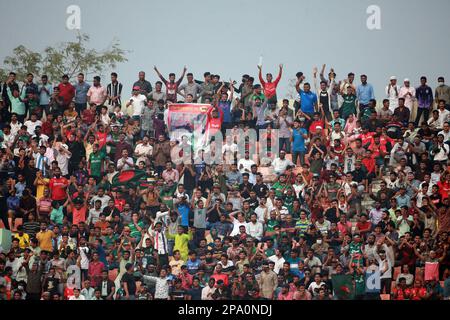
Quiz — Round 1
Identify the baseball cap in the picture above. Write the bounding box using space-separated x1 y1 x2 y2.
133 86 140 91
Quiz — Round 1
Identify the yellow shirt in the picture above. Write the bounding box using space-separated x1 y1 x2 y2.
36 230 55 252
13 233 30 249
36 178 49 199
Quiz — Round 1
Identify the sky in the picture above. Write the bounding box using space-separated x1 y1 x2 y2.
1 0 450 98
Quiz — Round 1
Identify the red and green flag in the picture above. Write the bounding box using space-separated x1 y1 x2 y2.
111 170 147 188
331 274 355 300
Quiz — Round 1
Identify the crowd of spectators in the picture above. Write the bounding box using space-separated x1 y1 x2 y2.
0 63 449 300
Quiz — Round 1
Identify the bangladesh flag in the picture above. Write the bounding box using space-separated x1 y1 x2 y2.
111 170 147 188
331 275 355 300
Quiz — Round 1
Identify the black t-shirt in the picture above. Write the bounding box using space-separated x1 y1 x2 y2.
252 183 268 198
188 287 203 300
239 182 254 199
324 208 342 224
121 272 136 295
43 276 60 294
207 208 220 224
170 288 187 300
351 168 368 183
182 168 196 192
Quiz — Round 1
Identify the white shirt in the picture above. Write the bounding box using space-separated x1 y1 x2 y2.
438 129 450 142
201 285 216 300
230 219 248 237
438 109 450 127
10 121 22 137
398 86 416 110
268 255 285 274
24 120 42 135
272 157 293 174
386 84 400 112
127 94 147 116
431 143 449 162
117 157 134 171
79 246 90 270
91 195 111 211
54 144 71 176
246 221 264 240
69 295 86 300
254 206 268 224
237 158 256 173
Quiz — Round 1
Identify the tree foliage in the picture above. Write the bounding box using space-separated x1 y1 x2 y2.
0 33 127 83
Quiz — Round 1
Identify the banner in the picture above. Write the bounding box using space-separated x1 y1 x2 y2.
167 103 211 153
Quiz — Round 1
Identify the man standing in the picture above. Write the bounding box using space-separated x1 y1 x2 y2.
133 71 152 96
38 75 53 117
74 73 90 114
258 64 283 107
386 76 400 113
295 77 318 122
126 86 147 123
154 65 187 103
435 77 450 110
2 72 19 110
399 78 416 111
106 72 123 109
415 76 434 125
178 73 201 102
258 261 278 299
58 74 75 109
356 74 375 114
199 72 215 103
87 76 107 114
48 167 69 205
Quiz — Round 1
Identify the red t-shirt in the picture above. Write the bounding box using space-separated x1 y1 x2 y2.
96 131 107 149
41 120 53 136
362 157 376 174
259 72 281 100
206 107 223 135
210 273 229 287
49 177 69 201
72 206 87 225
82 109 95 125
309 120 325 134
437 181 450 199
58 83 75 106
360 132 375 146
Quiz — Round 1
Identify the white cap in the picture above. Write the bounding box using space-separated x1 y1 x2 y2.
390 76 397 81
404 78 410 82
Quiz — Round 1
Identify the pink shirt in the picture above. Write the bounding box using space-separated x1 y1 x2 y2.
278 291 294 300
87 85 107 105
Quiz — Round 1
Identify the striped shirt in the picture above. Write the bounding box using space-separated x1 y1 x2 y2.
107 81 123 106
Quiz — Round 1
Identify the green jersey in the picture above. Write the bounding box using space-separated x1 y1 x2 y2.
89 152 105 177
340 94 357 120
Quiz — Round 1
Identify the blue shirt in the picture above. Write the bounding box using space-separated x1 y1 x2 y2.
217 100 232 123
74 81 91 104
292 128 307 152
177 203 190 227
38 84 53 105
356 83 375 105
299 90 317 114
186 258 201 275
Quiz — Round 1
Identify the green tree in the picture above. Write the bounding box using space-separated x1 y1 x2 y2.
0 33 127 83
